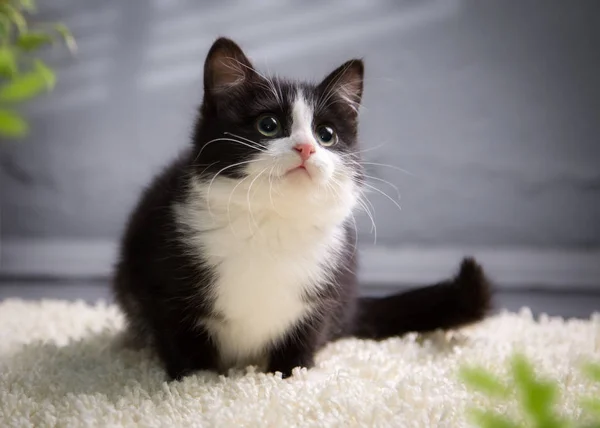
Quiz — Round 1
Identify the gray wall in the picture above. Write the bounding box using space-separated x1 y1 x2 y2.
1 0 599 282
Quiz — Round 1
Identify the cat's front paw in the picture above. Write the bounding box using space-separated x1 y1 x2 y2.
166 364 194 382
273 366 302 379
279 369 294 379
268 356 314 379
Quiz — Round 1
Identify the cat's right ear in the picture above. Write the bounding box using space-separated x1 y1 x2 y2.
203 38 255 96
318 59 364 115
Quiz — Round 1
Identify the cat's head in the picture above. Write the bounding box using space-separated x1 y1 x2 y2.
191 38 364 228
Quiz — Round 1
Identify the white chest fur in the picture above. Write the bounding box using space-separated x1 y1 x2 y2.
175 195 346 367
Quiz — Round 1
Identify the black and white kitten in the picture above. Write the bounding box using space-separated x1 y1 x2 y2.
114 37 492 381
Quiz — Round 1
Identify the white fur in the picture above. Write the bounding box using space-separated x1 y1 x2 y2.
175 91 359 368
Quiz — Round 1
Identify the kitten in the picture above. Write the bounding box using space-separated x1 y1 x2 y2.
113 37 492 380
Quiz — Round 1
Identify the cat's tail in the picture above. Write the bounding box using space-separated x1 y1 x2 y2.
348 257 492 340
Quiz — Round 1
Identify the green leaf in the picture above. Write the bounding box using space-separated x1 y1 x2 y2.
0 109 28 137
510 355 567 427
0 4 27 33
0 60 55 102
33 59 56 89
20 0 38 13
0 73 47 102
0 14 11 41
459 366 511 398
0 47 17 78
460 355 600 428
467 409 521 428
17 31 54 51
523 380 558 417
511 354 537 389
54 23 77 53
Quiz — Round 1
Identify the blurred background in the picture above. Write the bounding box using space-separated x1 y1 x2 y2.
1 0 599 317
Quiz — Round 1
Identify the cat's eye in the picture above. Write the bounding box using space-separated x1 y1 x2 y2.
315 125 337 147
256 114 281 137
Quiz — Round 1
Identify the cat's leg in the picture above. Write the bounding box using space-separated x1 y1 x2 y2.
153 323 218 381
267 318 323 379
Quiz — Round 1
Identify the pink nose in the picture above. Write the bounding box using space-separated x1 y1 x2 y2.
294 143 315 161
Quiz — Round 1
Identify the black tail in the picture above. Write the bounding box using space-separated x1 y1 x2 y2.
349 257 492 340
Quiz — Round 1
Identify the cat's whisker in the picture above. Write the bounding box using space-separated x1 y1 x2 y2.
267 74 283 110
245 166 270 233
360 181 403 214
363 194 377 221
325 175 349 206
348 212 359 258
360 161 416 178
206 159 260 217
223 132 267 149
187 161 219 169
323 180 341 205
226 174 252 238
267 165 285 217
197 137 267 161
186 161 220 179
359 192 378 233
339 142 389 158
355 193 377 245
194 138 265 166
362 174 402 202
354 193 371 220
275 78 284 110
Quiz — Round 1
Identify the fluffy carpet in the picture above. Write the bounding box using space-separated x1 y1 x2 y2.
0 299 598 427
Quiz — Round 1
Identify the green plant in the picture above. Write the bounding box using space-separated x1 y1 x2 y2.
0 0 74 138
460 354 600 428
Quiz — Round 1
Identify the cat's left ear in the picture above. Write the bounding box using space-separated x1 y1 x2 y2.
318 59 364 113
203 37 256 96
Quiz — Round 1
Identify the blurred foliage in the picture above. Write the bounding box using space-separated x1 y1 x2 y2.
0 0 74 138
460 354 600 428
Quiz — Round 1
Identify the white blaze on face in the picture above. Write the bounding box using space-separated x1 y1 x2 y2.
290 90 316 147
243 90 337 186
282 90 336 184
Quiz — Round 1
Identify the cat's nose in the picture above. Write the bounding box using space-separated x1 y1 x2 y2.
294 143 316 161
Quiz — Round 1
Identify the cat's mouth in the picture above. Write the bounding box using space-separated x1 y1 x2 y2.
286 164 311 178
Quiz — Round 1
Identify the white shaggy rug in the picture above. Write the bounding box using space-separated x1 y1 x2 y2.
0 299 598 427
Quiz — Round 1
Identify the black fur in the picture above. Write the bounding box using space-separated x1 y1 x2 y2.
349 258 492 339
113 37 492 381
